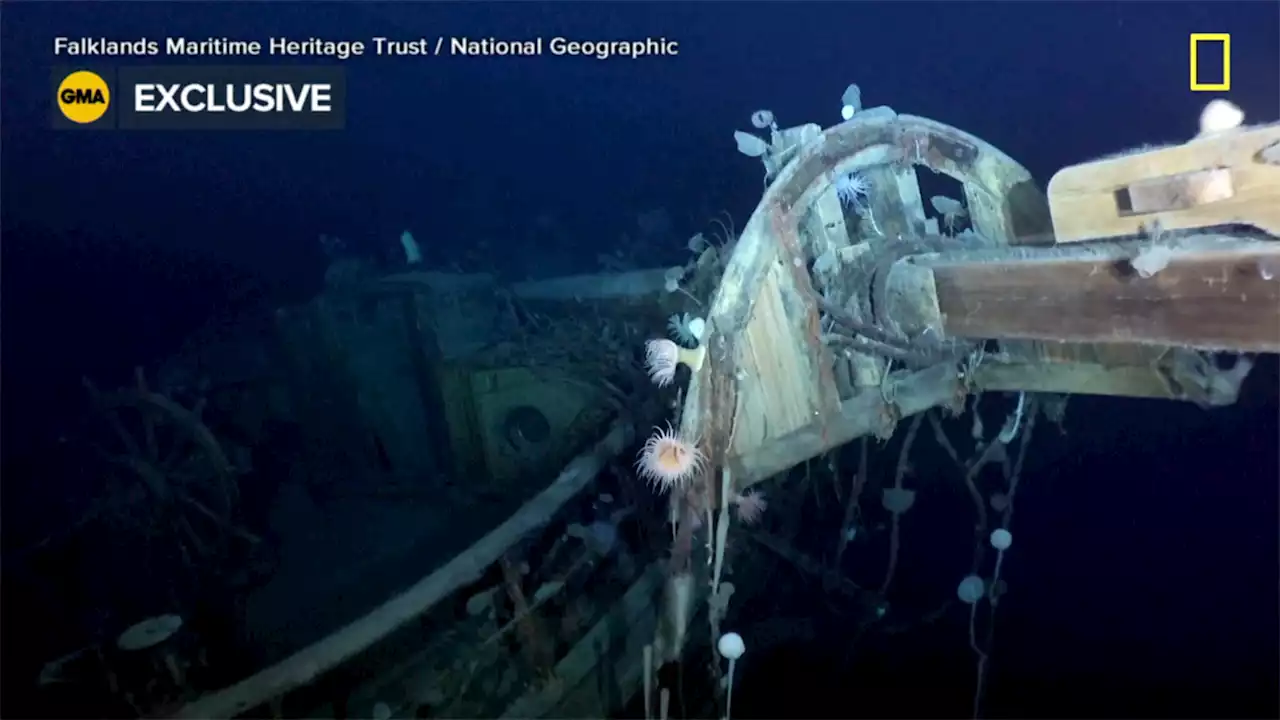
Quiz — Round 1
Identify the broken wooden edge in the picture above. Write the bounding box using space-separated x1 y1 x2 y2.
885 233 1280 353
500 561 664 718
175 419 634 719
1048 122 1280 242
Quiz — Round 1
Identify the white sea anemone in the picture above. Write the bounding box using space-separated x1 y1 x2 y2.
834 171 870 210
644 338 706 388
637 424 705 492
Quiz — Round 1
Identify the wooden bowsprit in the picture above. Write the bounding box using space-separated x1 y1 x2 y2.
882 123 1280 355
889 235 1280 353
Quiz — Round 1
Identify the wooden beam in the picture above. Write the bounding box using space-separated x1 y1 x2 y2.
899 237 1280 353
728 345 1261 485
730 364 960 485
1047 122 1280 241
176 420 634 719
972 362 1177 399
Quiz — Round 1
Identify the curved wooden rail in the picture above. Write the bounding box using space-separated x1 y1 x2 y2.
678 108 1049 483
175 420 634 719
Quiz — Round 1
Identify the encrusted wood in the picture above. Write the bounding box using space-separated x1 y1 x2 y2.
680 109 1055 479
924 235 1280 352
686 106 1268 485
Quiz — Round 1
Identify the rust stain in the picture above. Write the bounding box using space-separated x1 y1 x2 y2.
777 120 898 212
894 127 931 167
929 132 980 171
698 334 740 506
892 125 981 174
768 202 841 426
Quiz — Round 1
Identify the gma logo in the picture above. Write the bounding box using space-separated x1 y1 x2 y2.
62 87 104 104
57 70 111 124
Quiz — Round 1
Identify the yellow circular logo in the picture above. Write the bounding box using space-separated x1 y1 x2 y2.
57 70 110 124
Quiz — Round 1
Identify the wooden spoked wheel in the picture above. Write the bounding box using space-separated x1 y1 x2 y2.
84 369 254 568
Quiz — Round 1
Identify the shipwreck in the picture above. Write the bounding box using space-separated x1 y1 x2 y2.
28 94 1277 719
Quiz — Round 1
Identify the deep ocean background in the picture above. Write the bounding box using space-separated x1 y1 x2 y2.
3 2 1278 718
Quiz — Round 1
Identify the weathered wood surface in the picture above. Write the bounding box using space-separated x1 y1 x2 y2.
512 269 670 300
730 364 960 486
379 269 671 302
678 103 1280 502
728 344 1258 484
765 110 1052 246
501 562 664 719
682 108 1051 462
176 420 634 719
803 173 862 399
971 362 1177 398
888 234 1280 353
1048 122 1280 242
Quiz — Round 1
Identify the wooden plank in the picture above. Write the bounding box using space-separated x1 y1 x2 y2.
730 364 960 486
802 186 860 399
729 346 1254 484
175 420 634 719
728 264 829 457
512 269 669 301
501 562 664 719
891 236 1280 353
1048 123 1280 242
972 362 1177 399
1009 339 1168 367
934 241 1278 352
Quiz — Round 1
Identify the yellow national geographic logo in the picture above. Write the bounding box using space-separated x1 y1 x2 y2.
57 70 110 124
1190 33 1230 91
